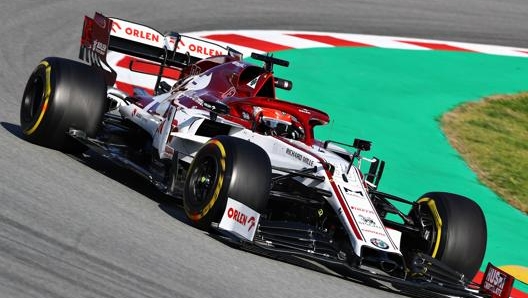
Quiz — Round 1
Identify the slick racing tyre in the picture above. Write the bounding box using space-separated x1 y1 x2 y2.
20 57 107 152
183 136 271 230
408 192 487 279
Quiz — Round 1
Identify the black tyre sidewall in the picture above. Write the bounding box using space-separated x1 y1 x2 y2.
418 192 487 279
20 62 48 136
224 137 271 212
183 136 271 230
20 57 107 152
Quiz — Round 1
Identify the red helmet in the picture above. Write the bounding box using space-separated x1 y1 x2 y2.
253 107 303 139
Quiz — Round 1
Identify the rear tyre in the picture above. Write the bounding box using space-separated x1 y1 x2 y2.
20 57 107 152
183 136 271 230
408 192 487 279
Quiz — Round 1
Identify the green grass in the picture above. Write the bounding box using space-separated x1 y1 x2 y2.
441 93 528 214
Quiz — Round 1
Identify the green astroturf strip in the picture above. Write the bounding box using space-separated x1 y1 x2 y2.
251 47 528 289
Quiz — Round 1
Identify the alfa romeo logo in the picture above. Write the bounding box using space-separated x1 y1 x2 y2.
370 238 389 249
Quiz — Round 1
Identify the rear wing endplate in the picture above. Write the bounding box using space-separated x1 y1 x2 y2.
79 12 117 85
480 263 515 298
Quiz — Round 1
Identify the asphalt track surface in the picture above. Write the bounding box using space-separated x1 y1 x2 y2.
2 1 528 298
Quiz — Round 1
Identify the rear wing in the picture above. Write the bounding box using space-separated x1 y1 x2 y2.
79 12 242 93
108 17 242 67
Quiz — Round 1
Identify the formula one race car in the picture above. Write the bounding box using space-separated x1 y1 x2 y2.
20 12 513 298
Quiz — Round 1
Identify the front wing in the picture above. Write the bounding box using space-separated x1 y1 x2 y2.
211 222 499 298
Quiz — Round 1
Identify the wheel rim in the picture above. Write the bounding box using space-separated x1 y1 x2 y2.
188 156 219 207
417 203 439 256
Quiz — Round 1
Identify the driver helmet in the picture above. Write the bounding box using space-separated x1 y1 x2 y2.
253 107 302 139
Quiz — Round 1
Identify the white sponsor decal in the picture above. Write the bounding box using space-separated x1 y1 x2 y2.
358 214 378 227
178 36 228 58
246 75 259 88
219 198 260 241
110 19 164 48
222 86 237 98
92 40 108 55
370 238 389 249
339 185 364 199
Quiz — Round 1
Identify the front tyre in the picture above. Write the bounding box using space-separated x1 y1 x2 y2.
183 136 271 230
20 57 107 152
408 192 487 279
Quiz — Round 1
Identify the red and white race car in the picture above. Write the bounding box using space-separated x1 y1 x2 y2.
19 12 515 298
